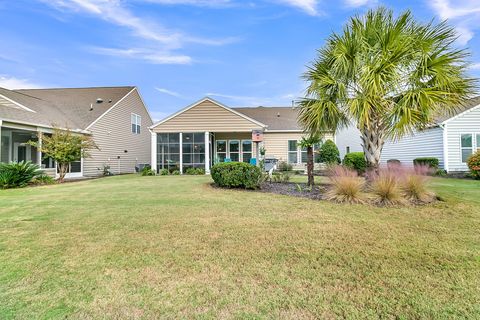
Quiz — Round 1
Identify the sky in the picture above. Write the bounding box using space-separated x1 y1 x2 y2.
0 0 480 121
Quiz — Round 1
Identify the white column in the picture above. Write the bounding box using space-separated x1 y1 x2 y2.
0 120 2 163
205 131 210 174
150 131 157 173
37 132 42 167
179 132 183 174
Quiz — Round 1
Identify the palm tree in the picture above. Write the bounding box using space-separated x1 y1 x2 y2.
299 134 322 186
298 7 476 172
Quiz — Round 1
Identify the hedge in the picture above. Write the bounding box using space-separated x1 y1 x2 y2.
413 157 439 169
467 150 480 179
343 152 367 174
211 162 262 189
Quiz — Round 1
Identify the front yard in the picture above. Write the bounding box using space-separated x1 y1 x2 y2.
0 175 479 318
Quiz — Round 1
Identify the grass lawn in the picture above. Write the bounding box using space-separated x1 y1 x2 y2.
0 175 479 319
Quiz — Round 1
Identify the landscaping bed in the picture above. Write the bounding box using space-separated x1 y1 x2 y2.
259 181 327 200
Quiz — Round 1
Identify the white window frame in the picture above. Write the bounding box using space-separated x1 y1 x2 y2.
228 140 240 162
288 140 299 164
241 140 253 163
131 113 141 134
215 140 227 163
460 133 474 164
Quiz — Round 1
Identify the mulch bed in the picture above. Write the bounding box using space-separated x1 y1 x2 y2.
259 182 328 200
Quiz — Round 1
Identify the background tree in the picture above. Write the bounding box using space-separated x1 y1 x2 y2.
298 7 476 171
29 128 98 182
299 134 322 186
318 140 340 165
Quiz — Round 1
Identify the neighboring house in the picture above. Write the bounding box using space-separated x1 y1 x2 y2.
335 97 480 172
0 86 153 178
150 97 333 174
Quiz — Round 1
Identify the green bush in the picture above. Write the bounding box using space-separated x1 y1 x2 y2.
159 168 169 175
272 171 291 183
413 157 439 169
343 152 367 174
141 166 155 176
318 140 340 164
171 170 181 175
277 161 293 172
467 150 480 179
0 161 43 189
211 162 262 189
185 168 205 175
31 174 55 185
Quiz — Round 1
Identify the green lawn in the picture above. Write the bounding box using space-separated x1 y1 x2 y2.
0 175 479 319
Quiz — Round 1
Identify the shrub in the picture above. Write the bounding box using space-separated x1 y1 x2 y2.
141 166 155 176
343 152 367 174
31 174 55 185
272 171 291 183
413 157 439 170
277 161 293 172
467 150 480 179
0 161 43 189
185 168 205 175
369 169 404 206
402 173 435 203
318 140 340 164
211 162 262 189
159 168 169 176
387 159 400 170
325 166 365 203
171 170 181 175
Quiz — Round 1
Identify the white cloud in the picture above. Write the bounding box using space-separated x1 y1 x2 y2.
206 92 299 107
0 75 43 89
142 0 233 7
90 47 192 64
274 0 320 16
429 0 480 46
469 63 480 70
150 110 171 122
343 0 377 8
155 87 185 98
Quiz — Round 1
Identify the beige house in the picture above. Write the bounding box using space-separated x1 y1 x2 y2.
0 86 153 178
150 97 333 173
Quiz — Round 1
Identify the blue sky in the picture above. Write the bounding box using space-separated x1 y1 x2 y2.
1 0 480 121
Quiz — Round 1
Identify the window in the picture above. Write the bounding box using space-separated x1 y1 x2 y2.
216 140 227 162
461 134 473 163
346 146 350 154
157 133 180 171
229 140 240 162
301 145 308 164
242 140 252 163
288 140 298 164
182 133 205 169
131 114 141 134
477 134 480 152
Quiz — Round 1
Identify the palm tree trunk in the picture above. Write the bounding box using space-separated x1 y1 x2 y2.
307 146 314 186
360 128 384 174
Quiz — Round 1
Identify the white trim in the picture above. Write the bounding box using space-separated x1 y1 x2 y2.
265 129 304 133
0 93 36 113
85 87 137 130
179 132 183 174
150 130 157 172
205 132 210 174
131 112 141 134
441 124 449 172
0 117 90 134
442 103 480 125
150 97 268 130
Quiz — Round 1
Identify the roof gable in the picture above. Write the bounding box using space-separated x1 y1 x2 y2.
151 97 267 132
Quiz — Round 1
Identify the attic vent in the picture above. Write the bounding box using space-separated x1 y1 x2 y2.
276 112 280 117
108 99 112 103
89 103 93 111
96 98 103 103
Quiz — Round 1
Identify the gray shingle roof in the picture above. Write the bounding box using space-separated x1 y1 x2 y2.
434 96 480 123
234 106 301 130
0 86 135 130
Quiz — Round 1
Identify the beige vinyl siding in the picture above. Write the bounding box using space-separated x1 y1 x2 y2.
263 132 334 170
214 132 258 160
445 105 480 172
153 101 263 133
83 89 153 176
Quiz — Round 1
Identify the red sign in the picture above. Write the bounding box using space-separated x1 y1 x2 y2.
252 130 263 142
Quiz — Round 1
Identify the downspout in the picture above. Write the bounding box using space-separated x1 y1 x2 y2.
440 123 449 173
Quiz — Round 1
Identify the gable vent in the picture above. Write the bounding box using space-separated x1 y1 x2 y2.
96 98 103 103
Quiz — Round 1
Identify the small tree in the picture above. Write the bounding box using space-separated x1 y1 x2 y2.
29 128 98 182
318 140 340 165
299 134 322 186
